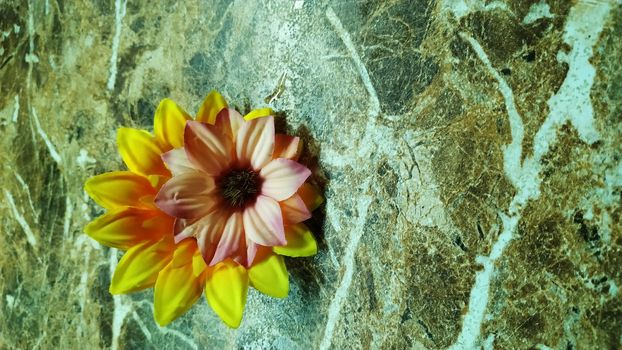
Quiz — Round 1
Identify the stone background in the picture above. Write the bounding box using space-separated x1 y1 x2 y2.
1 0 621 349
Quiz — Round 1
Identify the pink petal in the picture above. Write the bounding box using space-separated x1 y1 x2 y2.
162 148 196 175
273 135 301 160
246 240 259 267
242 195 286 246
210 212 244 266
235 116 275 170
173 230 193 245
280 194 311 224
173 217 199 243
260 158 311 201
154 172 218 219
232 255 247 267
184 121 233 176
188 209 228 264
214 108 245 142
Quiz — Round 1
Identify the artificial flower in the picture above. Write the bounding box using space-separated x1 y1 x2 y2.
156 107 312 266
84 91 323 328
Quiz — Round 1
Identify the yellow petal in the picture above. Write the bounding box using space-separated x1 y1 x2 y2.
146 175 169 191
84 171 156 210
204 260 248 328
117 127 170 177
154 98 191 149
192 251 208 277
196 90 228 124
154 260 204 326
273 223 317 257
170 235 208 276
243 107 273 121
110 236 174 294
249 252 289 298
84 207 172 250
171 238 199 268
297 182 324 211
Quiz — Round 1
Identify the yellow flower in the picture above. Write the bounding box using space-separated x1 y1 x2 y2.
84 91 323 328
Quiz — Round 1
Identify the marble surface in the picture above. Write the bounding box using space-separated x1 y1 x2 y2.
1 0 621 349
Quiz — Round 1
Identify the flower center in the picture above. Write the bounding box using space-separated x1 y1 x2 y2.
219 169 260 208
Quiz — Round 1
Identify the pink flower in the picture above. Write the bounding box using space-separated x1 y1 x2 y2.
155 109 312 267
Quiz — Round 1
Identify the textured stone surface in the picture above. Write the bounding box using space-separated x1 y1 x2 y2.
1 0 621 349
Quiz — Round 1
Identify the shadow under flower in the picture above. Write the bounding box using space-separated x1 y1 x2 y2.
273 112 329 302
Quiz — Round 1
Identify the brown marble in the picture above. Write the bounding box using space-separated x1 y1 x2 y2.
1 0 621 349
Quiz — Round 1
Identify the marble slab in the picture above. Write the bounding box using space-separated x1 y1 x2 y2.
1 0 621 349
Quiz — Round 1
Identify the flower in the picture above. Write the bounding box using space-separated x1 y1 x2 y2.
84 91 322 328
155 105 313 267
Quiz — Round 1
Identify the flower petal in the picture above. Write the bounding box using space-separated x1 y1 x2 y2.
165 236 208 270
280 194 311 224
154 98 191 149
196 90 228 124
242 195 285 246
248 251 289 298
260 159 311 201
155 172 218 219
297 182 324 211
154 261 204 326
246 240 259 267
243 107 273 121
192 250 208 277
147 175 169 192
109 236 174 294
173 217 199 243
235 116 275 170
117 128 169 177
184 121 234 176
154 240 205 326
214 108 245 142
84 171 156 210
210 212 243 266
273 223 317 257
273 134 302 160
85 207 172 250
170 238 201 268
190 210 228 264
162 148 196 175
204 260 248 328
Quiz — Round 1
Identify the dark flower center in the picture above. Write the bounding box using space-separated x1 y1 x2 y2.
218 169 260 208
